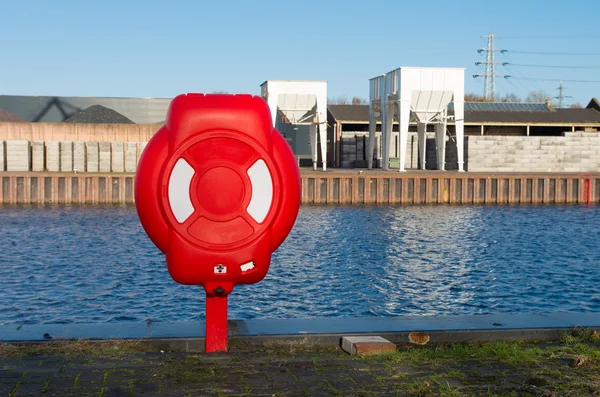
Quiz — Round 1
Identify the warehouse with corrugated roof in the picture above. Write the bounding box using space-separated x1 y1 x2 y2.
326 99 600 168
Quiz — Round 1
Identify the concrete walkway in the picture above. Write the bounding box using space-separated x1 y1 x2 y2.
1 338 599 396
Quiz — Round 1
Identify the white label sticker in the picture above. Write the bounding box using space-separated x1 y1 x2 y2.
214 264 227 274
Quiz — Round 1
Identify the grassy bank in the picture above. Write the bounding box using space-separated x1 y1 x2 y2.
0 329 598 396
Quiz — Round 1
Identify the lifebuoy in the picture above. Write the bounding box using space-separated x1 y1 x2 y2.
167 156 273 225
135 94 300 296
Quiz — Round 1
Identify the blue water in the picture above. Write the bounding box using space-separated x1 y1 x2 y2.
0 205 599 325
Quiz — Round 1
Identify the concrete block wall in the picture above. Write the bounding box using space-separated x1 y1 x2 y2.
340 132 421 169
6 136 597 173
137 142 147 165
73 141 85 172
425 137 465 171
405 135 420 169
0 140 5 171
31 141 45 172
111 142 124 172
6 140 30 171
340 134 366 168
0 140 149 173
46 141 60 172
562 131 600 137
60 141 73 172
99 142 111 172
87 142 99 172
467 135 600 172
125 142 137 172
390 133 420 169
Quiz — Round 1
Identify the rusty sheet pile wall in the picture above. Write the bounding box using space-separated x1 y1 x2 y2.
0 172 596 205
300 173 596 204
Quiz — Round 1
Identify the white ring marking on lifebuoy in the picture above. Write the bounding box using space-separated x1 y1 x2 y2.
246 159 273 224
168 158 195 223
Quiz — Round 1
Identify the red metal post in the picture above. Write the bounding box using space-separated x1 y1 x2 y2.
205 295 228 353
577 173 592 205
584 178 591 204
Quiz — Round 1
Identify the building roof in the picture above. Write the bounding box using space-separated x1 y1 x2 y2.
328 105 369 122
328 103 600 125
587 98 600 112
0 95 172 124
466 108 600 124
448 102 553 112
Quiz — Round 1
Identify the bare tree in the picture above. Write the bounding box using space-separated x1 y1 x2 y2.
351 97 368 105
328 95 350 105
211 90 229 94
525 89 551 103
500 93 522 103
464 93 491 102
464 93 522 102
570 103 583 108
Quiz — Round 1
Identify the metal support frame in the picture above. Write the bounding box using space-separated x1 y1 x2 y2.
261 81 328 171
368 68 465 172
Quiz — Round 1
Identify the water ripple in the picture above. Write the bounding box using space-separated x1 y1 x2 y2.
0 204 599 325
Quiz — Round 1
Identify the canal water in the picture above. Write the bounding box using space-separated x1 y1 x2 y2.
0 205 599 325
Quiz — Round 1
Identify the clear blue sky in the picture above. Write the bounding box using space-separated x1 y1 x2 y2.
2 0 600 106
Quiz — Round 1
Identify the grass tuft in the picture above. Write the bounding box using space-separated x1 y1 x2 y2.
560 327 600 345
374 341 544 367
0 339 156 358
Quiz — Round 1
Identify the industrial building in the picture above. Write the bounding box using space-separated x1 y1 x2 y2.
2 93 600 171
328 98 600 169
260 81 328 171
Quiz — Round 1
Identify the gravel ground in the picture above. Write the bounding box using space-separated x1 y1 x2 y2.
64 105 134 124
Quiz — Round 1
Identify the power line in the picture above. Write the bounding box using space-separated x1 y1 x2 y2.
498 78 525 101
499 35 600 40
500 50 600 56
502 65 539 94
505 76 600 83
503 62 600 69
502 77 529 99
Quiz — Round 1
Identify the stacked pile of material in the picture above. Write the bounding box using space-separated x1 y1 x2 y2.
64 105 134 124
0 109 25 122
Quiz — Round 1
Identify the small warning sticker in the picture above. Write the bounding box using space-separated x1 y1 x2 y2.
214 264 227 274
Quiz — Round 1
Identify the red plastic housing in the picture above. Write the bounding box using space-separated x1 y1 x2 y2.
135 94 300 296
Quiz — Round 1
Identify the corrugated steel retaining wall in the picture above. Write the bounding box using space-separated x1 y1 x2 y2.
300 172 597 204
0 172 597 205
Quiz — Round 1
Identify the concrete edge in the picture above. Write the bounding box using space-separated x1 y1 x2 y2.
3 313 599 349
147 327 600 352
3 327 599 353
